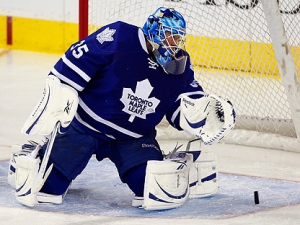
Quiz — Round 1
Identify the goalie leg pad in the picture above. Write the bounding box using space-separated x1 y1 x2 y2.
8 142 41 189
188 151 218 198
143 154 192 210
8 141 55 207
14 150 41 207
7 160 16 188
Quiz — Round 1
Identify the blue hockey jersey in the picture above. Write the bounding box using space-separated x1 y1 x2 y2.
49 21 205 140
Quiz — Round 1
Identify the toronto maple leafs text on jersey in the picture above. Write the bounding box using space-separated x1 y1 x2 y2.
49 21 205 140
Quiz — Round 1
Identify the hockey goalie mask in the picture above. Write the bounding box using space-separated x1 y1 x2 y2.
142 7 187 75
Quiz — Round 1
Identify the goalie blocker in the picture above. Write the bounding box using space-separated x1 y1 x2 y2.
21 75 78 136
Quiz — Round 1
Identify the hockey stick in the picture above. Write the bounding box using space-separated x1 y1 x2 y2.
165 142 183 159
165 138 201 159
34 122 60 193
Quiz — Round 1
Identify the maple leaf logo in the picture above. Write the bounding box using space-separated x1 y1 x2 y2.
121 79 160 122
96 27 116 44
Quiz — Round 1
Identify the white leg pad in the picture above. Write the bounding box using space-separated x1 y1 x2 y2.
189 151 218 198
9 142 42 207
7 145 21 188
8 143 41 189
143 154 193 210
14 153 40 207
9 142 65 206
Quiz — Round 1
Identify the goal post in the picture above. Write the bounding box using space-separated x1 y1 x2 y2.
261 0 300 137
79 0 300 152
79 0 89 40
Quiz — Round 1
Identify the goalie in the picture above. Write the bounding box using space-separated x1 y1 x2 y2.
8 7 235 210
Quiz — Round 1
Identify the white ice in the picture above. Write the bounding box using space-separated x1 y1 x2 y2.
0 49 300 225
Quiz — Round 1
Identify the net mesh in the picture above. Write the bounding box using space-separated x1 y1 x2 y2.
87 0 300 150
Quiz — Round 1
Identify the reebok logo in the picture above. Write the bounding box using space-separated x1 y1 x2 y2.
64 100 73 115
182 98 195 107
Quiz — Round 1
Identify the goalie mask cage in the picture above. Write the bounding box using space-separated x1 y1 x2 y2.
79 0 300 152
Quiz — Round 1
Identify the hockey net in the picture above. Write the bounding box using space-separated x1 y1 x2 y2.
82 0 300 152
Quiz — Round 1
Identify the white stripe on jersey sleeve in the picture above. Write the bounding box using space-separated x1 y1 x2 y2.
51 68 84 91
62 54 91 82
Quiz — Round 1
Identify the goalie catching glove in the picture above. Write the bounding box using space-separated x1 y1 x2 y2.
180 94 236 145
21 75 78 136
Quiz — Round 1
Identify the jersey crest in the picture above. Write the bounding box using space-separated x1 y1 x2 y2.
96 27 116 44
121 79 160 122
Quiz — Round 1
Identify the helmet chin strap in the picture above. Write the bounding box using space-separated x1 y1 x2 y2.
148 40 187 75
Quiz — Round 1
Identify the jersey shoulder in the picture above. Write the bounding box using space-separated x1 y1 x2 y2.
90 21 140 52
